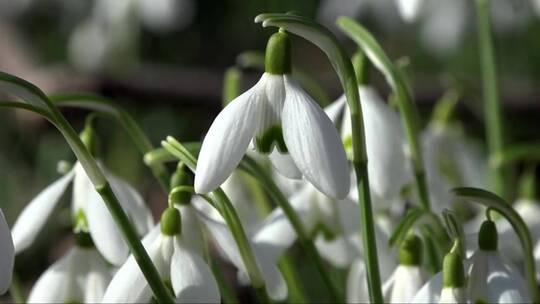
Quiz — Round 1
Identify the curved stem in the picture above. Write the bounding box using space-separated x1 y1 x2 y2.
0 73 174 303
161 138 270 301
240 157 341 302
453 187 539 302
255 14 383 302
475 0 507 199
50 94 170 191
337 17 431 211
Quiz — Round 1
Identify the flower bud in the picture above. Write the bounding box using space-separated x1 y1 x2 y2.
399 233 423 266
169 163 193 206
79 124 99 156
442 251 465 288
160 207 181 236
478 220 497 251
265 31 292 75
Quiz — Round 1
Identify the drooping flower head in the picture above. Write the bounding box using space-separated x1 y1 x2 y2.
195 30 350 199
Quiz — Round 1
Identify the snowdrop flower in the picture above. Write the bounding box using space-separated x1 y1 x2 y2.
0 209 14 295
382 233 426 303
11 128 153 266
412 243 467 303
28 232 111 303
468 220 530 303
195 31 350 199
326 86 410 201
103 207 219 303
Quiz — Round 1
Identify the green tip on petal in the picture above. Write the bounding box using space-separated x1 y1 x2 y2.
443 251 465 288
398 233 423 266
265 31 292 75
160 207 182 236
478 220 498 251
75 231 94 248
254 125 288 154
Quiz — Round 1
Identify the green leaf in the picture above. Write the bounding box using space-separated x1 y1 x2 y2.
0 71 52 110
389 208 426 246
453 187 540 302
491 143 540 167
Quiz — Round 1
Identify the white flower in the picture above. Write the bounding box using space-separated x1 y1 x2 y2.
28 237 111 303
11 162 153 266
382 234 426 303
0 209 14 295
196 204 288 301
103 206 219 303
395 0 424 22
195 72 350 199
327 86 410 200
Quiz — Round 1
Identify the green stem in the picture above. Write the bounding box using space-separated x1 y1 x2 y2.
337 17 432 211
475 0 506 199
278 258 308 303
255 14 384 303
161 139 270 302
241 158 341 302
9 272 26 304
453 187 540 302
0 72 173 303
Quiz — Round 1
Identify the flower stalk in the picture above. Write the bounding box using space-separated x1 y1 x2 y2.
254 14 383 302
0 72 174 303
474 0 507 199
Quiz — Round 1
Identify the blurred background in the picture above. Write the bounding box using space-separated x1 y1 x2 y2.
1 0 540 299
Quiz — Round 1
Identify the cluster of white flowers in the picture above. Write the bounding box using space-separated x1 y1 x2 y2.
1 4 540 304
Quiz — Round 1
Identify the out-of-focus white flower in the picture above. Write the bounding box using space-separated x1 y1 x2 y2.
395 0 424 23
326 86 410 201
103 207 219 303
11 162 153 266
0 209 14 295
422 124 487 213
382 234 426 303
195 32 349 199
28 233 111 303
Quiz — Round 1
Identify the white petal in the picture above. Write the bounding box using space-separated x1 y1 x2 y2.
251 243 288 301
86 187 129 266
468 250 490 302
108 173 154 236
486 252 530 303
195 81 264 194
324 95 346 125
268 149 302 179
346 259 370 303
28 248 77 303
439 287 467 304
315 235 357 268
396 0 424 22
357 86 409 199
71 162 93 214
178 205 205 256
282 76 350 199
387 265 426 303
411 271 443 303
0 209 14 294
84 250 111 303
102 237 163 303
171 238 220 303
12 171 74 253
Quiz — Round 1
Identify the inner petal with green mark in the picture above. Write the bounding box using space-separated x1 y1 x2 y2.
254 125 288 154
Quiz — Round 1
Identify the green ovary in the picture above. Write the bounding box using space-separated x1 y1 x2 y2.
255 125 288 154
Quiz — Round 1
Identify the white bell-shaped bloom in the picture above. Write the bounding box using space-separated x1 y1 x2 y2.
327 86 410 201
28 235 111 303
422 124 487 213
195 72 349 199
395 0 424 22
196 206 287 301
11 162 153 266
382 234 426 303
103 206 219 303
0 209 14 295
